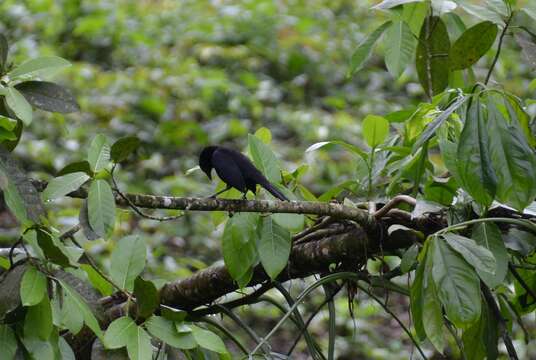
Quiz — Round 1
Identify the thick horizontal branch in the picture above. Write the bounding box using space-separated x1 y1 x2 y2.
160 221 415 310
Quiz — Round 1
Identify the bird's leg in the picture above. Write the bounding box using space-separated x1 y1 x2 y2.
209 186 231 199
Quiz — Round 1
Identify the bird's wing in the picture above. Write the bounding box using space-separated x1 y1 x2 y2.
212 148 247 192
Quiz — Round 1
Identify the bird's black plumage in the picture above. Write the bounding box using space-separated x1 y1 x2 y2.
199 146 289 201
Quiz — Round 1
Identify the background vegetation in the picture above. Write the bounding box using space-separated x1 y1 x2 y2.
0 0 535 359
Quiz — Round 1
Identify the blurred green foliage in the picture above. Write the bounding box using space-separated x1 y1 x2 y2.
1 1 535 358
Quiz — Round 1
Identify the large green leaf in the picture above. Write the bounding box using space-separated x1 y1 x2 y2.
0 324 17 360
87 134 111 172
60 288 84 334
59 280 103 339
362 114 389 148
415 16 450 97
471 222 508 288
104 316 137 349
42 172 90 201
422 242 445 353
88 179 116 237
248 134 281 183
402 2 427 35
5 87 32 125
191 325 228 354
442 233 496 275
133 277 159 318
126 325 153 360
7 56 71 79
15 81 79 113
456 97 497 206
257 216 291 279
431 237 481 327
384 20 417 78
462 301 499 360
347 21 391 76
450 21 498 70
222 213 259 288
488 99 536 211
24 295 53 340
110 235 146 292
20 265 47 306
145 316 196 349
459 3 505 24
410 243 427 340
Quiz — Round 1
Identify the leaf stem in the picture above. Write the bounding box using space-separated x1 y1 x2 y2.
485 14 513 85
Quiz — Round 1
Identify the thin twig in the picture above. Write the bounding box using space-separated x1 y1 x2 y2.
485 14 513 85
110 165 184 222
481 283 519 360
374 195 417 219
509 263 536 305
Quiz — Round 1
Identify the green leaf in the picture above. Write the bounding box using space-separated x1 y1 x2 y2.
372 0 424 9
347 21 391 76
413 95 466 151
471 222 508 288
60 288 84 334
0 324 17 360
384 20 417 78
191 325 227 354
145 316 196 349
3 180 28 223
126 325 153 360
457 97 497 206
58 280 103 339
80 264 113 296
415 16 451 97
88 179 116 237
362 114 389 147
7 56 71 79
58 337 76 360
87 134 111 172
15 81 79 113
111 136 141 163
459 3 505 24
110 235 146 292
488 98 536 211
248 134 281 183
20 335 55 360
24 295 53 340
20 265 47 306
410 244 427 340
161 307 187 323
400 244 419 273
5 87 32 125
42 172 90 201
422 243 445 353
134 277 159 318
402 2 428 35
104 316 137 349
257 216 291 279
36 227 71 267
222 213 259 288
305 140 367 158
442 233 496 275
79 199 100 241
462 301 499 360
254 127 272 144
431 237 481 327
57 161 92 177
450 21 498 70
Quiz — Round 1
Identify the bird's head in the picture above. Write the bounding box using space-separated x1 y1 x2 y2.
199 146 218 180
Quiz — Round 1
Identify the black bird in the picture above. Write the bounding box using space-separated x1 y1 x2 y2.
199 146 289 201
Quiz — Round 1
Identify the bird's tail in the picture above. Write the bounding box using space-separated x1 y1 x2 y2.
261 181 289 201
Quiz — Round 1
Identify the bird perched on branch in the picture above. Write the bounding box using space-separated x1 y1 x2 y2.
199 145 289 201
